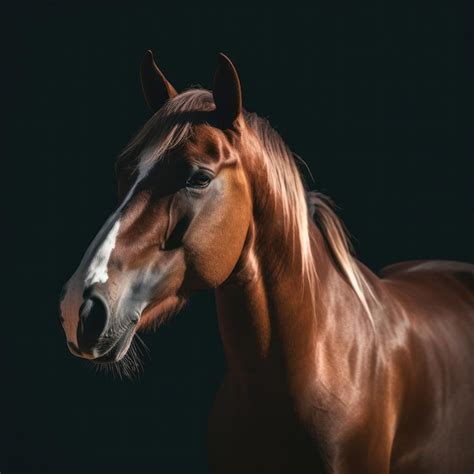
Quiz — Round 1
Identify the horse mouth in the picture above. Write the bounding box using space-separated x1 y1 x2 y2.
91 324 136 363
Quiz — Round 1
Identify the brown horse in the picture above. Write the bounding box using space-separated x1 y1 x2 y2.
60 51 474 473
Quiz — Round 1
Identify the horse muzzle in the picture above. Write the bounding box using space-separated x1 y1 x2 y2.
61 282 140 362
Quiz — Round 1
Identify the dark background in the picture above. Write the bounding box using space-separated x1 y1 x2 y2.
4 2 472 473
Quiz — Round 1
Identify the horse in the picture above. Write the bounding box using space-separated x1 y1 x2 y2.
59 51 474 473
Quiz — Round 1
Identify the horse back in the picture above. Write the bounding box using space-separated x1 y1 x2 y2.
379 260 474 472
381 259 473 330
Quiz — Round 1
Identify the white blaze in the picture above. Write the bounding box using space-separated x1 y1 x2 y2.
84 219 121 285
61 148 158 346
77 151 155 287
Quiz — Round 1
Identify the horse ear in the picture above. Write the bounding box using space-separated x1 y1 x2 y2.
140 50 177 112
212 53 242 127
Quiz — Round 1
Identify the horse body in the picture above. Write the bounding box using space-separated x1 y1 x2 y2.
209 234 474 473
59 52 474 473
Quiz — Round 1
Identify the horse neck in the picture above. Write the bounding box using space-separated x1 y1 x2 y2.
214 198 373 396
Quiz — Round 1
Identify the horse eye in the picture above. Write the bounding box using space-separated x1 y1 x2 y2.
186 171 212 189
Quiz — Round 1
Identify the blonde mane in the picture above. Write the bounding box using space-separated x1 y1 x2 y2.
119 88 378 325
244 111 377 325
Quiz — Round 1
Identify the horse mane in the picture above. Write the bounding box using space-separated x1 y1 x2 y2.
307 192 378 321
244 111 377 324
119 88 377 324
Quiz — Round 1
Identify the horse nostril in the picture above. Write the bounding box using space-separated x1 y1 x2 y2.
77 296 109 353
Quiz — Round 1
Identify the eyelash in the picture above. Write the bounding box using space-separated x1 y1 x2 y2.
186 170 213 189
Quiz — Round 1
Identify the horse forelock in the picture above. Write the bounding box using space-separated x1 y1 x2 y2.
119 89 215 174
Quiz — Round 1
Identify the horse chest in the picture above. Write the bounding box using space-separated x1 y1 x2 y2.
207 380 328 473
207 374 400 473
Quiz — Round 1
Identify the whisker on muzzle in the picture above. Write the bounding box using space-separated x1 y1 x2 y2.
89 335 148 381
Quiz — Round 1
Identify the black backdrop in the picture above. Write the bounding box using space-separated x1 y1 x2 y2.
4 3 472 474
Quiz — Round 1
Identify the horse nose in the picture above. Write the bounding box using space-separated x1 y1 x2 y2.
77 295 109 353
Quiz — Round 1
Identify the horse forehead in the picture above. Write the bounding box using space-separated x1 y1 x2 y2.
185 126 231 162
